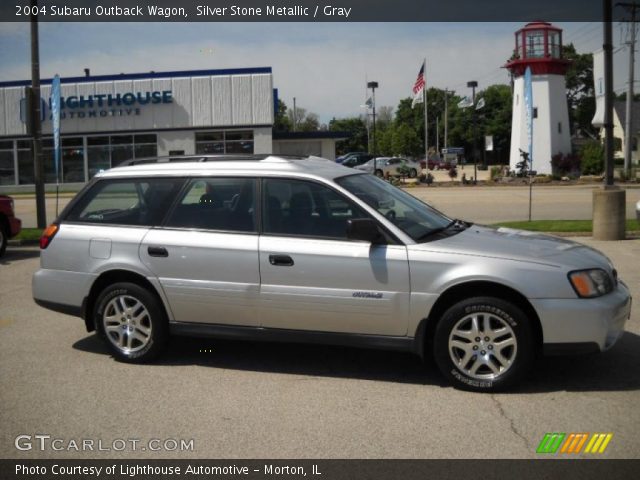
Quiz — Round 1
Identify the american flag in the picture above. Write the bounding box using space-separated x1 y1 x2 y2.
412 62 425 96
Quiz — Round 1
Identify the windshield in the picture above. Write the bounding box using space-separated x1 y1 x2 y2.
336 173 454 242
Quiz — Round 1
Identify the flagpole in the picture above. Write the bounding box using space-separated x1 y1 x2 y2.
423 59 428 162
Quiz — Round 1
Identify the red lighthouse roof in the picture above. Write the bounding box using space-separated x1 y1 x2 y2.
505 21 570 77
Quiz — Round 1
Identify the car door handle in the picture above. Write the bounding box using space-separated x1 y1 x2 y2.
269 254 294 266
147 246 169 258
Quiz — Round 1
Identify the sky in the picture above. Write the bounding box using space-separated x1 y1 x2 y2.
0 21 635 123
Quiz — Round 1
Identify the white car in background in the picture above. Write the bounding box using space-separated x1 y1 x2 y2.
356 157 422 178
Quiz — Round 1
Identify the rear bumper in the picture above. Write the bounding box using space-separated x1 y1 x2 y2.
32 268 95 317
534 281 632 353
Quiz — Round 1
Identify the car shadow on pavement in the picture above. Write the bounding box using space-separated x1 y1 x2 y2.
73 330 640 392
0 246 40 265
73 334 445 386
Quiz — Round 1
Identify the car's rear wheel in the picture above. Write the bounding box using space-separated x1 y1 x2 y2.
433 296 534 392
374 169 384 178
409 168 417 178
94 282 168 362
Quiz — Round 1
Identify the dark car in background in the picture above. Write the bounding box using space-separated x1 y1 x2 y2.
337 152 373 167
0 195 22 256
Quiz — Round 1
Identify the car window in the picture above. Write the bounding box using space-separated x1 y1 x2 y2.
337 173 451 242
263 178 368 239
65 178 183 226
166 177 257 233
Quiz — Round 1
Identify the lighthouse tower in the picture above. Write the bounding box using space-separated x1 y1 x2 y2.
506 22 571 175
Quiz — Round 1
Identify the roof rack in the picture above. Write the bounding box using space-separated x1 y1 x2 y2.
119 154 308 167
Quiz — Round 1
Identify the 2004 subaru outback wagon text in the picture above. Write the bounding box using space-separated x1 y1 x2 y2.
33 155 632 392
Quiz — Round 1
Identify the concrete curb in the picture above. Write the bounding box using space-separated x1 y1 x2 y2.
8 239 39 246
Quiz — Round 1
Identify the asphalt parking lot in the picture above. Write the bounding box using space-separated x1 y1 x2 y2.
1 235 639 459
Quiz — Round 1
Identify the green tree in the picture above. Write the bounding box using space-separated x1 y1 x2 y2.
376 106 394 130
376 125 394 156
329 116 368 154
580 140 604 175
563 43 596 137
287 106 320 132
274 99 292 131
478 84 513 164
391 123 421 157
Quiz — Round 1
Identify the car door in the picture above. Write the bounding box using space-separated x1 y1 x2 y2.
140 177 260 326
259 177 410 336
385 158 402 176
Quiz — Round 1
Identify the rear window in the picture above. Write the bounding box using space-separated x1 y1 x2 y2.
65 178 184 226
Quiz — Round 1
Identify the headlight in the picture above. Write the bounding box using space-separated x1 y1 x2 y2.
568 269 614 298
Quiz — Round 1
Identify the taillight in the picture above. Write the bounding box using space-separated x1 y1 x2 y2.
40 224 59 249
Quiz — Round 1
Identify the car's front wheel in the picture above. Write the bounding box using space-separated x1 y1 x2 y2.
94 282 168 362
433 297 534 392
409 168 417 178
374 169 384 178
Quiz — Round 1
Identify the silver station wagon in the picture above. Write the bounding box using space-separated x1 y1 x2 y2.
33 155 632 392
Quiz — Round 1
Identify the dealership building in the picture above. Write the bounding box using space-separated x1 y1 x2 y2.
0 67 345 190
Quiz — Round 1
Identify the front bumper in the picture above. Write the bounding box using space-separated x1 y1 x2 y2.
532 280 631 353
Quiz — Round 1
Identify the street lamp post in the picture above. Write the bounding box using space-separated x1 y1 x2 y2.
367 81 379 175
467 80 478 184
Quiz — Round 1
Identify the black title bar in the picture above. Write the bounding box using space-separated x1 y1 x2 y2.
1 0 626 22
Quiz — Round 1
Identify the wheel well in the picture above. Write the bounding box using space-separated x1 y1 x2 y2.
416 281 543 359
0 213 8 233
83 270 164 332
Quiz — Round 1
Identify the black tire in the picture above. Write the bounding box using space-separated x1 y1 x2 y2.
0 218 8 258
374 169 384 178
94 282 168 363
409 168 417 178
433 296 534 392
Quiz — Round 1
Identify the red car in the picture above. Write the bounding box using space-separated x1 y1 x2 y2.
0 195 22 257
420 158 452 171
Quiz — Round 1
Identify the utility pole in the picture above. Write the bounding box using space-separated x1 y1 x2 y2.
367 81 379 174
593 0 626 240
292 97 297 132
444 89 449 151
618 2 639 175
30 0 46 228
467 80 478 183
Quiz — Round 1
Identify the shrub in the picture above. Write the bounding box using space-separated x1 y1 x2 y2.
580 141 604 175
551 152 581 176
490 166 502 180
448 167 458 180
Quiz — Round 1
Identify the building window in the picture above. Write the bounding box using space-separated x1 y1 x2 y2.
525 31 545 58
195 130 254 155
0 140 14 185
17 140 33 185
40 137 84 183
558 122 562 134
548 31 561 58
87 133 157 178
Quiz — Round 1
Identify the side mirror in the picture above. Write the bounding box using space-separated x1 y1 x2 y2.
347 218 383 243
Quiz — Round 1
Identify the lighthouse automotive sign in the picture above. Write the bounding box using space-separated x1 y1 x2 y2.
21 90 173 123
